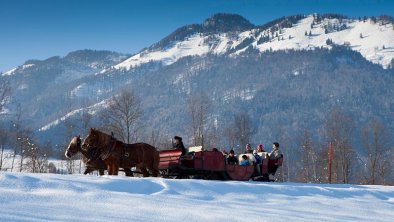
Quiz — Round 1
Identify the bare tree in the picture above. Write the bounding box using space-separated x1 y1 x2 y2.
379 148 393 185
361 119 390 185
26 141 50 173
0 79 11 114
101 90 143 143
78 109 93 173
324 107 355 184
62 116 78 174
187 93 211 146
298 129 318 183
16 128 34 172
233 112 255 151
0 128 8 171
223 112 255 153
80 109 93 132
145 128 165 149
224 124 237 150
9 104 22 172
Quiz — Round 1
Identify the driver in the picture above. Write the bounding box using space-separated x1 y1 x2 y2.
173 136 187 155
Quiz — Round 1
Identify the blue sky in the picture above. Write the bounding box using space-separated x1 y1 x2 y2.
0 0 393 72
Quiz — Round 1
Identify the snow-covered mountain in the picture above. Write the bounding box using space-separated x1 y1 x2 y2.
114 14 394 70
1 13 394 152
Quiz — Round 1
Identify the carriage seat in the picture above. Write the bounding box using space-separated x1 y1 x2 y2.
238 153 256 165
257 152 269 159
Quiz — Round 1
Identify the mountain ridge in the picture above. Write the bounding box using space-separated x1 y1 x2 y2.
1 13 393 153
113 13 394 71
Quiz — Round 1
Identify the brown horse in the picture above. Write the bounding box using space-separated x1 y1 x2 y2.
65 136 133 176
82 128 160 177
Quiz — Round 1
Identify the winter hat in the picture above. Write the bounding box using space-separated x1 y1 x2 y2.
174 136 182 141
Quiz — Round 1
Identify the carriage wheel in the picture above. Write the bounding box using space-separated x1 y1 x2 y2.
205 172 224 180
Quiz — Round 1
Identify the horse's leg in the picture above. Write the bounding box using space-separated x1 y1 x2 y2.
107 164 113 175
84 167 94 175
99 169 105 176
151 153 160 177
113 163 119 175
141 165 149 177
124 168 133 177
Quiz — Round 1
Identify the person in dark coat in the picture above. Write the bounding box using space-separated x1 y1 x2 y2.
173 136 187 155
245 143 253 154
227 150 238 165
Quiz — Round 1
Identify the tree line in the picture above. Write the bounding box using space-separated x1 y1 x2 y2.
1 79 392 185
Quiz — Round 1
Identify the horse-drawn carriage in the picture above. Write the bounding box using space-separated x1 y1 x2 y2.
159 148 283 181
65 129 283 182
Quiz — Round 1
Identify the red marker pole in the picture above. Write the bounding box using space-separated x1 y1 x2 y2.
328 142 333 184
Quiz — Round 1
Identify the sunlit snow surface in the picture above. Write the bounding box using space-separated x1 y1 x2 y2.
0 172 393 222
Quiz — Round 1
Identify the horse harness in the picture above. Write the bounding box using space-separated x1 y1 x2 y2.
90 134 136 165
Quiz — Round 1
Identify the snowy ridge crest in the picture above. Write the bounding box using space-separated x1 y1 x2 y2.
114 14 394 71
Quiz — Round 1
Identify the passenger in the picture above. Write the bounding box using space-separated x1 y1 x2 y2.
221 148 228 156
257 144 265 152
227 150 238 165
173 136 187 155
240 155 250 166
253 150 262 164
245 143 253 154
212 148 219 152
268 142 282 160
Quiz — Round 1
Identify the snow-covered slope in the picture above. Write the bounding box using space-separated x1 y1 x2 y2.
0 172 393 222
2 64 35 76
114 15 394 70
38 99 109 132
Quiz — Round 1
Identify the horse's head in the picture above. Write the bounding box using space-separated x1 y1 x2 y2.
65 136 82 159
82 128 100 151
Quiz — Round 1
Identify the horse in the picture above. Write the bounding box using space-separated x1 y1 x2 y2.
82 128 160 177
65 136 133 176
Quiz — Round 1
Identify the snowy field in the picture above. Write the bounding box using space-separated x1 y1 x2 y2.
0 172 393 222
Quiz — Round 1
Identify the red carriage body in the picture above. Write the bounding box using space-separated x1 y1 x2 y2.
159 148 283 181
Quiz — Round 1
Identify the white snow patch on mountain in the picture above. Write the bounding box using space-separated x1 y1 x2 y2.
2 67 17 76
21 64 35 69
113 15 394 71
223 88 257 101
2 64 36 76
39 100 109 132
0 172 393 222
254 16 394 68
115 34 210 70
